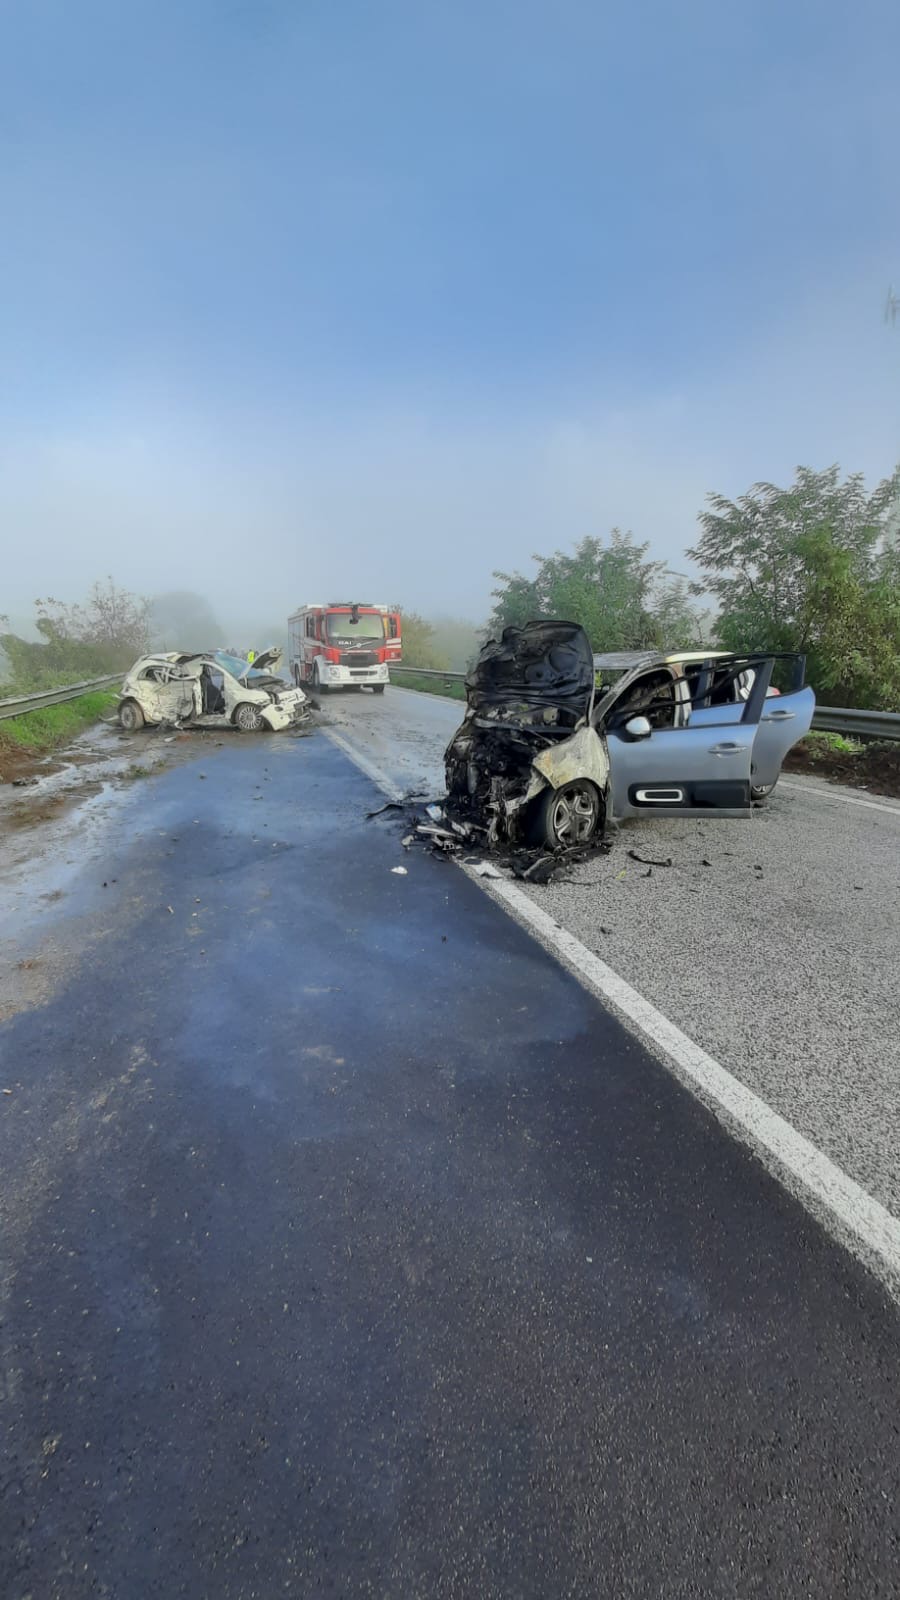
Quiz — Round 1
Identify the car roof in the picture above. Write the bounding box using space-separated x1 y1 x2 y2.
662 649 733 665
593 650 661 671
593 648 737 671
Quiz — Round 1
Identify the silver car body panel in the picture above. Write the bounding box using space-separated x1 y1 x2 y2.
597 651 813 819
751 685 815 788
606 717 756 818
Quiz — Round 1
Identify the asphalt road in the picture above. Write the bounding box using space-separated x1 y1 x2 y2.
2 726 900 1597
324 686 900 1227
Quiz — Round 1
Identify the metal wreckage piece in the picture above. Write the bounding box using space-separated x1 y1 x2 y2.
412 621 611 882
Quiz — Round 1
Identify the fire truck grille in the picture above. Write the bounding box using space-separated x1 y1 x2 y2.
340 651 376 667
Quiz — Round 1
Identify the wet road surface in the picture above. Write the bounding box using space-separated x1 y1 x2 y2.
2 732 900 1598
325 686 900 1230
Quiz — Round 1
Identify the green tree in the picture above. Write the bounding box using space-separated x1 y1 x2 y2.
1 580 151 691
688 464 900 707
36 578 150 658
427 615 483 672
397 611 448 670
488 531 701 651
648 576 706 650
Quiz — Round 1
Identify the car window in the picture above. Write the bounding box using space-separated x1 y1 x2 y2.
607 668 679 730
214 652 250 680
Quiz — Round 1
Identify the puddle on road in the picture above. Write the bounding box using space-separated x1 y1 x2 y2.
0 725 212 1007
4 779 106 831
0 718 321 1022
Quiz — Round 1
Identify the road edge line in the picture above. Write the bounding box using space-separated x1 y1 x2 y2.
322 725 407 801
324 721 900 1297
484 876 900 1293
779 779 900 817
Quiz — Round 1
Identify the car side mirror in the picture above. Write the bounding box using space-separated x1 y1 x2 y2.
624 715 652 740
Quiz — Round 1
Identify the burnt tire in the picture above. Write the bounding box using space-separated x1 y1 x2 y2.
119 699 144 733
530 780 604 850
233 702 263 732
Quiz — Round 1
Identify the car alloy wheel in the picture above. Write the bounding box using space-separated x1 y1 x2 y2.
532 780 603 849
234 702 263 732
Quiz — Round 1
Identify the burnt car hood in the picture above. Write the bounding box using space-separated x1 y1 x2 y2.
444 621 604 847
463 621 595 718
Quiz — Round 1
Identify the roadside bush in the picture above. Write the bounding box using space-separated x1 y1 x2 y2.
0 580 149 694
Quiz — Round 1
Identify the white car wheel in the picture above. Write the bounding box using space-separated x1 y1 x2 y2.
234 702 263 732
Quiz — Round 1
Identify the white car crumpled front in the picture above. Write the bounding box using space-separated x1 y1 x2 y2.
117 647 312 734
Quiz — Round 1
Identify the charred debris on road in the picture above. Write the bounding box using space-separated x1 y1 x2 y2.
367 793 610 885
367 620 614 885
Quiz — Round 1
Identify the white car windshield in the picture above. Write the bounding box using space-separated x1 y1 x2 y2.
214 651 266 682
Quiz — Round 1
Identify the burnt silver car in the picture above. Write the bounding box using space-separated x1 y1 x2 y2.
444 622 814 850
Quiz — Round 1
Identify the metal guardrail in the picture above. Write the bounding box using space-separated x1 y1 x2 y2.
811 706 900 742
0 674 121 723
4 665 899 743
389 668 900 742
390 666 465 683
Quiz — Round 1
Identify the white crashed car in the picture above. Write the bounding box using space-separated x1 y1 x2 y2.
118 648 310 733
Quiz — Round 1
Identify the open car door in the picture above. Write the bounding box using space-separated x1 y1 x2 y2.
602 660 773 819
749 657 814 792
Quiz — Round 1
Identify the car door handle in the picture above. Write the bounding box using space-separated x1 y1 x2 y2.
708 742 743 755
762 709 795 721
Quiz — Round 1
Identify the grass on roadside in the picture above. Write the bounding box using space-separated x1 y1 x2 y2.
801 730 864 758
390 671 466 701
0 691 118 755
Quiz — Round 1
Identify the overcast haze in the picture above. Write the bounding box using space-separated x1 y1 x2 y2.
2 0 899 628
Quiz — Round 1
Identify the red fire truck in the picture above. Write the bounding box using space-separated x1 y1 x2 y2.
287 603 402 694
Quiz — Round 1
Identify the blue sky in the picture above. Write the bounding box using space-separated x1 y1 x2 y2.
2 0 899 624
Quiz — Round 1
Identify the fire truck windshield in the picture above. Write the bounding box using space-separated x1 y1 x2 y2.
325 613 385 645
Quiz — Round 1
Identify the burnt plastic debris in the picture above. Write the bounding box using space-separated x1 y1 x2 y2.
444 621 601 851
364 620 618 881
410 799 609 884
626 849 672 868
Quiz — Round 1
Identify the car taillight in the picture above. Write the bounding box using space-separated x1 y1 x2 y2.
324 646 341 664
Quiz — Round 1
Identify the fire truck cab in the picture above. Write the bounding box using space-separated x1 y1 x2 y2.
287 603 402 694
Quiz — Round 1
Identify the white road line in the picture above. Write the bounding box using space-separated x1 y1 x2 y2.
323 726 407 802
487 879 900 1291
326 722 900 1295
780 779 900 817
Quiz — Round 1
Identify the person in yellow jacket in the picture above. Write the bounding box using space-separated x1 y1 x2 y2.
246 649 256 664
